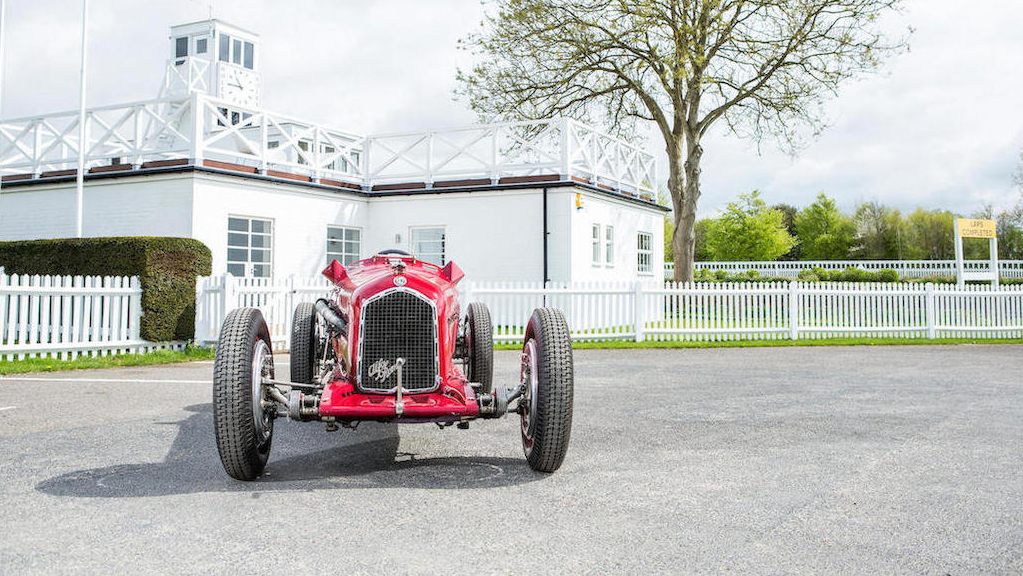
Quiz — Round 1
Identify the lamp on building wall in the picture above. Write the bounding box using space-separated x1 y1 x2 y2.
575 192 584 210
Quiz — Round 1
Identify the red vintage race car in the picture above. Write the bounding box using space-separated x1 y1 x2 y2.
212 250 574 480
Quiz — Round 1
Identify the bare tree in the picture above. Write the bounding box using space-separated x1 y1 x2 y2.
457 0 907 281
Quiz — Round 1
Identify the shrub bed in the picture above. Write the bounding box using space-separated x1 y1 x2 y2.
0 237 212 340
689 266 1021 285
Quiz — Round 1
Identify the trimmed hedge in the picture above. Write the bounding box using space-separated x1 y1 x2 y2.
0 237 211 341
692 266 1022 285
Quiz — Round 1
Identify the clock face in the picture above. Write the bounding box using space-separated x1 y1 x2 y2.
218 65 261 108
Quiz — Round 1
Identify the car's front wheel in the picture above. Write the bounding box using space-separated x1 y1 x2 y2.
213 308 276 481
519 307 573 472
465 301 494 394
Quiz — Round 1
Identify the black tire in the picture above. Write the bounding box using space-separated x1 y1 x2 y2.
519 307 573 472
465 302 494 394
213 308 275 481
290 302 317 384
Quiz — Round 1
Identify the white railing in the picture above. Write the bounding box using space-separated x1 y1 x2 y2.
195 274 332 352
0 272 175 360
365 118 656 194
0 96 197 175
195 276 1023 349
665 260 1023 279
2 95 657 195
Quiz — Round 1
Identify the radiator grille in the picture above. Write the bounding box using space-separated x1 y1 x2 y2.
358 289 438 393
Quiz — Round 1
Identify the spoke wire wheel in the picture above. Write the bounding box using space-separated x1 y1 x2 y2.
519 338 539 448
250 339 275 446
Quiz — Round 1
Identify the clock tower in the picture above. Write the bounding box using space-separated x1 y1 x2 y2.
163 19 262 108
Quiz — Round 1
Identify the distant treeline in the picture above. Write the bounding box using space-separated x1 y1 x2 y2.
665 191 1023 262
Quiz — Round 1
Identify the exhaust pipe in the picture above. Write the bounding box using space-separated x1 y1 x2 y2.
315 299 347 334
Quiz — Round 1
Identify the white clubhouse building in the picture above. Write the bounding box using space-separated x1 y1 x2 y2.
0 20 666 283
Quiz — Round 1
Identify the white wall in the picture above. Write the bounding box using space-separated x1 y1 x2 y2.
1 171 665 284
191 173 369 278
0 174 193 241
364 188 547 283
568 190 666 282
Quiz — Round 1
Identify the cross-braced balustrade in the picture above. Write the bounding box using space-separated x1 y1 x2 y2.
1 94 657 196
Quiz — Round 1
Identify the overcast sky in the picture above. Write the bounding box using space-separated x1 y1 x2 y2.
1 0 1021 217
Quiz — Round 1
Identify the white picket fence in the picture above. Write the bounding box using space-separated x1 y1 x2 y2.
667 260 1023 279
196 275 1023 350
195 274 332 352
0 271 175 360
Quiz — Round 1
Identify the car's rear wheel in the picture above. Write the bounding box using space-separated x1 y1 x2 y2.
213 308 275 481
465 301 494 394
520 307 573 472
290 301 317 384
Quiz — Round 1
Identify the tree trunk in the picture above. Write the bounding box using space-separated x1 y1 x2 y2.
669 136 703 283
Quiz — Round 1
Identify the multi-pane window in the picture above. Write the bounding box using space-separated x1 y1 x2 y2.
174 37 188 64
637 232 653 274
196 37 208 54
219 34 254 69
227 216 273 278
411 227 445 266
327 226 361 266
591 224 601 265
605 226 615 266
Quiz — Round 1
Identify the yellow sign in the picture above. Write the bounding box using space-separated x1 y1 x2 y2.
956 218 996 239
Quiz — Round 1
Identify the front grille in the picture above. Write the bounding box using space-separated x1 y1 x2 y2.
358 289 438 393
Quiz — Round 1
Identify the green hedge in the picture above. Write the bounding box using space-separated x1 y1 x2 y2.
0 237 212 341
692 266 1022 285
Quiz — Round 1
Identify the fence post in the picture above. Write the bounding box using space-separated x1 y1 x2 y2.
788 281 800 340
925 282 936 339
633 281 645 342
129 276 142 341
222 272 236 320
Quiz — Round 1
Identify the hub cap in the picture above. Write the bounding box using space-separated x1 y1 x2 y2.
520 338 539 445
251 339 274 444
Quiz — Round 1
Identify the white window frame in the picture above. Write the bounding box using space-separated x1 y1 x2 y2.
410 226 446 266
637 231 653 275
591 224 601 266
605 225 615 267
227 215 274 278
327 225 362 266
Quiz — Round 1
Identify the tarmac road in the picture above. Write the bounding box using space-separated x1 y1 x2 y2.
0 345 1021 574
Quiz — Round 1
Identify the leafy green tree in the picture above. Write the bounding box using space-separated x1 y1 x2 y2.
694 218 713 261
794 193 855 260
852 201 904 259
771 203 801 260
903 208 954 259
705 191 795 260
664 215 675 261
457 0 907 281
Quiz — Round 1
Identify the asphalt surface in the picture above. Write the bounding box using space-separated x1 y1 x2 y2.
1 345 1021 574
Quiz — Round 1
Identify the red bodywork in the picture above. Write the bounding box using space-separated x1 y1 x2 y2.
316 255 478 423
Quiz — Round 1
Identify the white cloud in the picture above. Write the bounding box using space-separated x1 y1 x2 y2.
1 0 1020 216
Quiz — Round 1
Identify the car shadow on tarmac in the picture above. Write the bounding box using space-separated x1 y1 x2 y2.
37 403 543 498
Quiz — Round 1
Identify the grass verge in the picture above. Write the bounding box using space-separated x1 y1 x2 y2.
495 337 1023 350
0 346 215 375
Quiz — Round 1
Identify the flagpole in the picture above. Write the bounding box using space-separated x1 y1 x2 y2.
75 0 88 238
0 0 8 220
